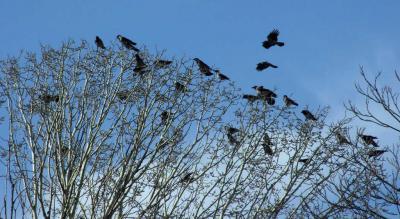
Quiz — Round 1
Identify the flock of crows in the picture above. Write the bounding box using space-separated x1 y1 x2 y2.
87 31 387 182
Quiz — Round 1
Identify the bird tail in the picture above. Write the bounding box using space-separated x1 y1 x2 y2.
270 64 278 68
131 46 140 52
372 141 379 147
276 42 285 47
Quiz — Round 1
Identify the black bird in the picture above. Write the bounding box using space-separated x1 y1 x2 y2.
256 61 278 71
226 126 240 135
193 58 213 76
227 133 240 146
262 134 273 156
243 94 260 102
175 82 187 92
39 94 59 103
360 134 379 147
335 131 351 145
180 172 195 184
95 36 105 49
134 54 147 73
161 111 171 124
283 95 298 107
301 110 317 121
117 35 139 52
262 29 285 49
252 86 277 98
116 90 129 101
368 150 387 158
299 158 310 163
154 59 172 68
215 70 230 81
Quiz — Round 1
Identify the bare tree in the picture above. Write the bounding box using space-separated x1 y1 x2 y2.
345 67 400 218
0 41 386 218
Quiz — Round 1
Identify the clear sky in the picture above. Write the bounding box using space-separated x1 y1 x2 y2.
0 0 399 142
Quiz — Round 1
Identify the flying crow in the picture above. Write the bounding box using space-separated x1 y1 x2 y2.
283 95 298 107
117 35 139 52
301 110 317 121
256 61 278 71
193 58 213 76
95 36 105 49
262 29 285 49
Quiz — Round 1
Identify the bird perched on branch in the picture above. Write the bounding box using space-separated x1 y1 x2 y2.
262 29 285 49
301 110 317 121
134 54 147 73
252 86 277 98
226 126 240 135
227 133 240 146
335 131 351 145
243 94 260 102
360 134 379 147
116 90 129 101
283 95 298 107
193 58 213 76
95 36 105 49
368 150 386 158
39 94 59 103
180 172 195 184
256 61 278 71
154 59 172 68
117 35 139 52
262 133 273 156
161 111 171 124
215 70 230 81
175 82 187 92
299 158 310 163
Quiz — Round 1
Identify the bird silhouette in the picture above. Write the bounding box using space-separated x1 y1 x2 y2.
335 132 351 145
154 59 172 68
39 94 59 103
181 172 195 184
299 158 310 163
368 150 387 158
215 70 230 81
161 111 171 124
301 110 317 121
226 126 240 135
262 134 274 156
283 95 298 107
95 36 105 49
116 90 129 101
252 86 277 98
193 58 213 76
262 29 285 49
360 134 379 147
117 35 139 52
175 82 187 92
256 61 278 71
227 133 240 146
134 54 147 73
243 94 260 102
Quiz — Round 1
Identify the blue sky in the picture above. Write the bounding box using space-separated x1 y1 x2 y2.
0 0 399 142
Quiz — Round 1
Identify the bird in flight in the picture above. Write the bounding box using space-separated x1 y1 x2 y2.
95 36 105 49
117 35 139 52
215 70 230 81
256 61 278 71
283 95 298 107
360 134 379 147
301 110 317 121
193 58 213 76
262 29 285 49
368 149 386 158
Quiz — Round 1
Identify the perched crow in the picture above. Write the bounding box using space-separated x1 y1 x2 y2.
368 150 387 158
116 90 129 100
335 132 351 145
175 82 187 92
256 61 278 71
161 111 171 124
227 133 240 146
262 29 285 49
299 158 310 163
134 54 147 73
243 94 260 102
226 126 240 135
95 36 106 49
262 134 273 156
301 110 317 121
117 35 139 52
252 86 277 98
181 172 195 184
215 70 230 81
360 134 379 147
283 95 298 107
154 59 172 68
193 58 213 76
39 94 59 103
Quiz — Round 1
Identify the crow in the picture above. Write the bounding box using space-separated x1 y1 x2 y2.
368 150 387 158
227 133 240 146
39 94 59 103
360 134 379 147
134 54 147 73
175 82 187 92
283 95 298 107
161 111 171 124
95 36 106 49
154 59 172 68
256 61 278 71
116 90 129 101
252 86 277 98
193 58 213 76
117 35 139 52
243 94 260 102
226 126 240 135
335 132 351 145
262 134 273 156
299 158 310 163
262 29 285 49
180 172 195 184
215 70 230 81
301 110 317 121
